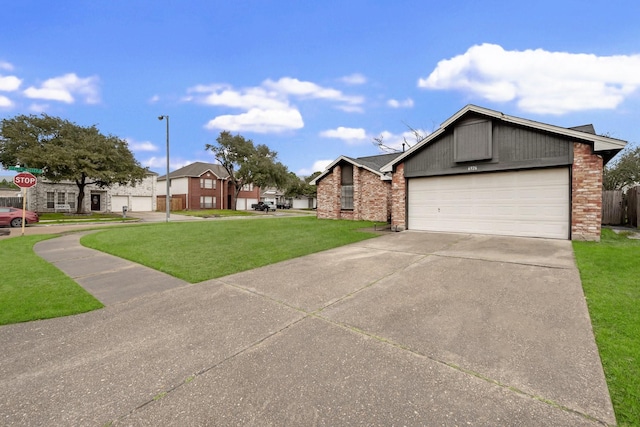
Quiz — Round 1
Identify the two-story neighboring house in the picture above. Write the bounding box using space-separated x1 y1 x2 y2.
24 172 158 213
157 162 261 210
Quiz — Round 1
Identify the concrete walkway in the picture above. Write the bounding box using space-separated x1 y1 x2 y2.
34 232 190 305
0 230 615 426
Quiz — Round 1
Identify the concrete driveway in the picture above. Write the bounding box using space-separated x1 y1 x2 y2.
0 231 614 426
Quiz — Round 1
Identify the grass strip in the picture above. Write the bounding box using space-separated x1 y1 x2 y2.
81 216 380 283
573 228 640 426
0 235 104 325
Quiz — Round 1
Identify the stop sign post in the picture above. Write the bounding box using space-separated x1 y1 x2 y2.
13 172 38 236
13 172 38 188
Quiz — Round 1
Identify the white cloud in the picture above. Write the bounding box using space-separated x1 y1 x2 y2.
148 95 160 103
0 95 13 108
387 98 414 108
205 107 304 133
127 138 158 152
298 159 333 176
142 156 165 169
320 126 368 144
203 86 290 110
142 156 193 172
419 43 640 114
188 77 364 134
28 103 49 113
264 77 364 106
0 75 21 91
23 73 100 104
0 62 13 71
336 104 365 113
339 73 367 85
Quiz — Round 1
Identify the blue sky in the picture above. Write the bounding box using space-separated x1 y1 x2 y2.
1 0 639 178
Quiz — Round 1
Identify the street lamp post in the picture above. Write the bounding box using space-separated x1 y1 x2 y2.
158 115 170 222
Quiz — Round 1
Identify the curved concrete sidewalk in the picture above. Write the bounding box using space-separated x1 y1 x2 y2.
33 232 190 305
1 231 615 426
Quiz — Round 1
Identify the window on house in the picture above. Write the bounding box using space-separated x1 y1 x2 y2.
46 192 55 209
341 163 354 210
200 178 215 189
241 183 253 191
200 196 215 209
67 193 76 209
57 193 66 204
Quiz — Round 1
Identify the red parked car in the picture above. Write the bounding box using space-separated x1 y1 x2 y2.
0 207 39 227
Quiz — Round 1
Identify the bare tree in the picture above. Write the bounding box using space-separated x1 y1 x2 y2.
372 121 430 153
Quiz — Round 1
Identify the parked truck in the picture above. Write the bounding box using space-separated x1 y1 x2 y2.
251 201 276 212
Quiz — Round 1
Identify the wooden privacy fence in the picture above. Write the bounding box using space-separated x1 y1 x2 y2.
602 187 639 227
602 191 624 225
0 197 23 208
156 196 184 212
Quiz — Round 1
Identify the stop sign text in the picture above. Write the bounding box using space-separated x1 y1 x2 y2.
13 172 38 188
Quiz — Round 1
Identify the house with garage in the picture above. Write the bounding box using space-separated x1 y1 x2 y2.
157 162 261 210
315 105 627 241
312 152 402 223
24 172 158 213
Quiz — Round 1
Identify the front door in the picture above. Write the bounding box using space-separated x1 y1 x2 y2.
91 194 101 211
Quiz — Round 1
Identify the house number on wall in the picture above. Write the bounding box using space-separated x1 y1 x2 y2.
467 166 478 171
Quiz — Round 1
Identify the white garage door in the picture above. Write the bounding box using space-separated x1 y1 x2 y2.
131 196 153 212
111 196 128 212
236 198 259 210
408 168 569 239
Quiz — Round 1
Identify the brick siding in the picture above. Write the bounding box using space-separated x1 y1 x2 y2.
572 142 603 241
390 163 406 231
316 164 391 222
316 167 339 219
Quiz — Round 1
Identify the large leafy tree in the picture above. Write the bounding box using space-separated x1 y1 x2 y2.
0 114 148 213
205 131 289 209
603 145 640 190
283 171 319 199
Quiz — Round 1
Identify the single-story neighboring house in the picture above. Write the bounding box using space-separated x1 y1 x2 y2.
259 187 285 207
157 162 261 210
291 195 316 210
312 153 402 222
24 172 158 213
314 105 627 241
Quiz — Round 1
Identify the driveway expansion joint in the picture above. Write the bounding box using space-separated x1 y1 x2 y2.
431 252 575 270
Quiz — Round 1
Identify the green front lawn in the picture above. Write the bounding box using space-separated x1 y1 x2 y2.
0 235 103 325
1 217 380 325
80 216 380 283
573 229 640 426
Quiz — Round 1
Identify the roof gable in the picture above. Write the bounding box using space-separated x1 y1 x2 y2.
158 162 229 180
381 104 627 172
311 152 403 185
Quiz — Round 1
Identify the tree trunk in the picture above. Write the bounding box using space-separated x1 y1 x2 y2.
75 177 87 214
234 186 242 210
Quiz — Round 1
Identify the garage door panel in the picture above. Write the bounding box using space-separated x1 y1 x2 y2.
408 169 569 239
111 196 128 212
131 196 152 212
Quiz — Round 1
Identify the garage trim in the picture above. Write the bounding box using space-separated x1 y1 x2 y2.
407 168 570 239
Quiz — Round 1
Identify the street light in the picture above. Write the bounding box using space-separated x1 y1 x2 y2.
158 115 170 222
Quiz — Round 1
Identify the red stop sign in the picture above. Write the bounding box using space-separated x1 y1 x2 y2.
13 172 38 188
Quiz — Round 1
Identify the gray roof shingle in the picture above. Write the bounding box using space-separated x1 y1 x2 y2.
158 162 229 180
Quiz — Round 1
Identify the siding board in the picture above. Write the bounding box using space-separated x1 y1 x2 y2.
405 122 572 178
